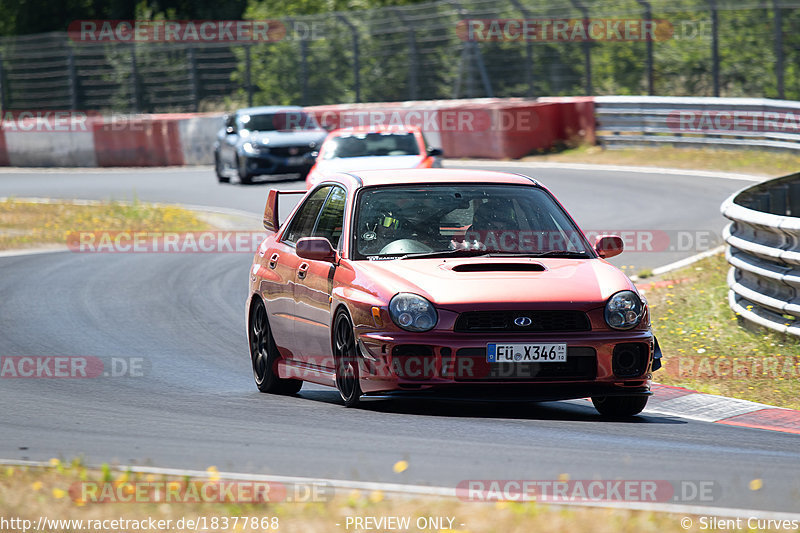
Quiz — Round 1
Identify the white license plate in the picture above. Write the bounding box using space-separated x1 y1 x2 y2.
286 156 306 166
487 343 567 363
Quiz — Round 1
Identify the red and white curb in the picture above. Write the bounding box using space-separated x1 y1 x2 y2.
645 384 800 435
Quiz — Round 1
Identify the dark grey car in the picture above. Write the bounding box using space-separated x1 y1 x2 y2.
214 106 327 184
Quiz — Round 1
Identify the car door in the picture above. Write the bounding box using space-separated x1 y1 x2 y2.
292 185 347 370
262 186 332 359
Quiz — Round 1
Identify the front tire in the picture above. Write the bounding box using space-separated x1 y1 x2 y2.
237 155 253 184
249 299 302 394
591 395 648 417
333 309 362 407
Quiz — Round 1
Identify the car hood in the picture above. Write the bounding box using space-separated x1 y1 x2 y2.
315 155 424 172
243 130 327 147
352 257 634 311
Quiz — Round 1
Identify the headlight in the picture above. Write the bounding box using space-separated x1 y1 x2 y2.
243 142 267 155
389 293 438 332
604 290 644 330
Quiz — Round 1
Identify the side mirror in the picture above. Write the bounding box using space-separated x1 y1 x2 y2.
595 235 624 259
297 237 337 262
225 126 236 135
427 147 443 157
304 151 319 162
263 189 280 232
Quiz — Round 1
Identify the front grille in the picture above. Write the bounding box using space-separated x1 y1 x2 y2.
454 347 596 381
269 145 315 158
454 310 590 333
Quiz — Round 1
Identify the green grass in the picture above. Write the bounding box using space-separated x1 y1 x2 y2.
0 199 208 251
521 145 800 177
640 253 800 409
1 460 760 533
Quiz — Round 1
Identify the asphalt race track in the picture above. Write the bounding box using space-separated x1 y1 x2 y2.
2 164 798 514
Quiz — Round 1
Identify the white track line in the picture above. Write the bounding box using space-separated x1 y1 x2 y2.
1 459 798 520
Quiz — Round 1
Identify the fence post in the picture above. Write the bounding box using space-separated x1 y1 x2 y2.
773 0 784 99
709 0 720 96
569 0 592 96
509 0 534 97
244 45 253 107
187 47 199 112
391 8 419 101
335 14 361 103
67 48 78 110
300 39 309 105
131 45 141 113
0 53 6 111
636 0 654 95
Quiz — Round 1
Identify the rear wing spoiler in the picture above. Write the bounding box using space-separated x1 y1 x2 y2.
263 189 307 232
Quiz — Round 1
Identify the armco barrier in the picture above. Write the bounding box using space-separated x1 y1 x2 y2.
721 173 800 336
595 96 800 152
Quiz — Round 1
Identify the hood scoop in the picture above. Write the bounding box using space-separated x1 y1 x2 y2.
450 262 546 273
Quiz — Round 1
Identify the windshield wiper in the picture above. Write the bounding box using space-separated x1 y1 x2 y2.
399 249 496 260
398 249 589 260
527 250 590 258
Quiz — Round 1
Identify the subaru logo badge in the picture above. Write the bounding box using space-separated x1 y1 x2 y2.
514 316 532 327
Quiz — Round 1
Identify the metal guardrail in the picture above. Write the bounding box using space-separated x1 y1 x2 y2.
595 96 800 152
721 173 800 336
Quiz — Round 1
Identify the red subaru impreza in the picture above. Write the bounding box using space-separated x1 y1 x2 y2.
247 169 661 416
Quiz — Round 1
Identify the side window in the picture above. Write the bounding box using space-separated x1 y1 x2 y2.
313 186 346 249
283 187 331 244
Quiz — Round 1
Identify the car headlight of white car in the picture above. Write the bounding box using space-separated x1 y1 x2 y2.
604 290 644 330
243 142 268 155
389 293 438 332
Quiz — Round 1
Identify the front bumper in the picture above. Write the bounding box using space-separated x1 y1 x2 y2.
355 329 655 399
241 152 312 175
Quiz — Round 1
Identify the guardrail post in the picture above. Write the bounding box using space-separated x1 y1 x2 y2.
709 0 720 96
335 14 361 102
769 185 789 215
569 0 593 95
636 0 654 95
773 0 785 99
244 45 253 107
790 183 800 216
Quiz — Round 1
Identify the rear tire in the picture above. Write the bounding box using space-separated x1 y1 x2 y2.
215 153 230 183
333 309 362 407
592 395 648 417
249 299 302 395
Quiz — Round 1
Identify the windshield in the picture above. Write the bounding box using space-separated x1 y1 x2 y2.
323 132 420 159
353 184 592 260
238 111 320 132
